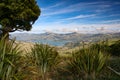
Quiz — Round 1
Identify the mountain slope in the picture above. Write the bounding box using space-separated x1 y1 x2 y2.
11 32 120 46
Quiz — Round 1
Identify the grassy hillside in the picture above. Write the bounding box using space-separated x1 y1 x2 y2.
0 36 120 80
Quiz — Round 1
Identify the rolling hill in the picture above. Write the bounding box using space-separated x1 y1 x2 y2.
11 32 120 46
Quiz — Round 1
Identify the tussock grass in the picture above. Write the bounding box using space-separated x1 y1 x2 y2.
66 46 110 80
0 35 22 80
26 44 60 80
0 36 119 80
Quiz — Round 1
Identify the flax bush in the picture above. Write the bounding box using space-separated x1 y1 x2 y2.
67 44 110 80
0 36 22 80
27 44 60 80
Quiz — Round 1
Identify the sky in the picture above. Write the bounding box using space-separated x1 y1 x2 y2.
27 0 120 34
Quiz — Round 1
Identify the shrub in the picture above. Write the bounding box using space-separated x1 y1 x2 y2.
27 44 59 80
67 46 109 80
0 36 22 80
90 41 110 54
110 40 120 56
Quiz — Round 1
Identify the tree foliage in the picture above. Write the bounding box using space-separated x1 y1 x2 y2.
0 0 40 36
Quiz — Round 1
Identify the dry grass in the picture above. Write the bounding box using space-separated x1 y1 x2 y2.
14 41 34 54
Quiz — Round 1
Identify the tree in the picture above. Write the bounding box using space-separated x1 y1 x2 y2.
0 0 40 39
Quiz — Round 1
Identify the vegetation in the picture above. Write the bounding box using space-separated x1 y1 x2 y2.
66 45 110 80
0 0 40 39
0 35 22 80
110 40 120 56
0 35 120 80
0 1 119 80
26 44 60 80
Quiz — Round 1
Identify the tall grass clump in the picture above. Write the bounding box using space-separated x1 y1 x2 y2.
109 40 120 56
0 36 22 80
67 43 110 80
27 44 59 80
90 41 110 54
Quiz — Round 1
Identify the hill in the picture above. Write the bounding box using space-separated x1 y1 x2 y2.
11 32 120 46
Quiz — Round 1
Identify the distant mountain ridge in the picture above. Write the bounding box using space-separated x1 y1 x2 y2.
11 32 120 46
11 32 88 41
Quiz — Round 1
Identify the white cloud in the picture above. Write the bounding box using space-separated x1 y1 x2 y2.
61 14 96 20
99 19 120 23
41 2 65 11
13 22 120 34
31 22 120 34
109 14 120 17
42 9 73 16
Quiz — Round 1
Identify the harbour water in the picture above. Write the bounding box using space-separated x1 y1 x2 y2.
27 39 69 46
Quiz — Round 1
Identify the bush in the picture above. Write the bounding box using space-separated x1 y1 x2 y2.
0 36 22 80
90 41 111 54
27 44 60 80
110 40 120 56
67 47 109 80
99 57 120 80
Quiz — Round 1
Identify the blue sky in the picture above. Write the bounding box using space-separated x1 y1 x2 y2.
29 0 120 34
